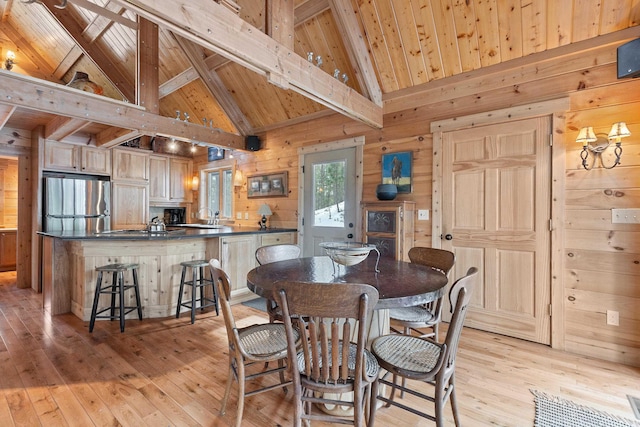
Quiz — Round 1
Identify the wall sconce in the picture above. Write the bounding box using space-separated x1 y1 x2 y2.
191 175 199 191
233 169 243 187
576 122 630 170
5 51 16 71
257 203 272 230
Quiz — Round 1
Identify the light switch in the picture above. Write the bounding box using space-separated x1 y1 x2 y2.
245 212 249 220
236 212 242 220
418 210 429 220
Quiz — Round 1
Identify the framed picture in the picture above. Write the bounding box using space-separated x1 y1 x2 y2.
207 147 225 161
381 151 412 193
247 171 288 198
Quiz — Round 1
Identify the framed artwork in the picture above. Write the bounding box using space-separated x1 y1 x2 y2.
381 151 412 193
247 171 288 198
208 147 225 161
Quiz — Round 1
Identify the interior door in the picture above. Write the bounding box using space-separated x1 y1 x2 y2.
302 147 357 256
440 116 551 344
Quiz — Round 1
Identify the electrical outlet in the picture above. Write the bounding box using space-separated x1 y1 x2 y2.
606 310 619 326
245 212 249 220
236 212 242 220
418 210 429 220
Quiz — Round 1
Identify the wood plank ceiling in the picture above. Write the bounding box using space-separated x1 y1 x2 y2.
0 0 638 148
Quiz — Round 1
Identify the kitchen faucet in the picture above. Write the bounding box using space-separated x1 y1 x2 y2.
198 207 214 224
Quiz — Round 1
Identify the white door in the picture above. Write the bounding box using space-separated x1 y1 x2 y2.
439 116 552 344
302 147 358 256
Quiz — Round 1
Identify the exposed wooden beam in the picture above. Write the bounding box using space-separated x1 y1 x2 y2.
157 0 330 100
173 34 253 135
329 0 382 105
137 17 159 113
96 128 142 148
40 0 134 102
113 0 383 128
0 70 245 150
44 116 91 140
267 0 294 50
0 105 16 130
68 0 137 30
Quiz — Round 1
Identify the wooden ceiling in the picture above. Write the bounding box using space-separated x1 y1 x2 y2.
0 0 638 148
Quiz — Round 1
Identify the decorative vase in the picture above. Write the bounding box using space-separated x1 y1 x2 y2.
67 71 103 95
376 184 397 200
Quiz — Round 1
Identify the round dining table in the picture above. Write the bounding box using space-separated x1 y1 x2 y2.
246 254 449 417
246 255 449 310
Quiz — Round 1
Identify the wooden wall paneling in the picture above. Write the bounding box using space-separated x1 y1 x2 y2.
497 0 522 61
564 189 640 212
520 0 546 56
390 0 429 85
408 0 443 81
429 0 461 78
470 0 501 67
571 0 603 42
546 1 573 49
355 0 398 92
450 0 481 72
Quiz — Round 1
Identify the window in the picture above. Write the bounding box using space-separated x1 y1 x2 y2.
202 166 233 219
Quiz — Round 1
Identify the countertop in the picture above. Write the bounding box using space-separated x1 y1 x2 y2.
38 225 297 240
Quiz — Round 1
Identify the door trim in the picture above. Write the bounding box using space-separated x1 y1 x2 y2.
297 136 365 253
430 98 568 349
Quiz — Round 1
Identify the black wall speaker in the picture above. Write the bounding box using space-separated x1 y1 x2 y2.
617 38 640 79
245 135 261 151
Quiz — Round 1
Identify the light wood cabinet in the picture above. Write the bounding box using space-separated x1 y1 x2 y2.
149 155 169 202
260 232 295 246
43 141 111 175
111 182 149 229
112 148 149 182
169 158 191 202
361 201 415 261
0 229 17 271
149 155 191 204
220 235 258 299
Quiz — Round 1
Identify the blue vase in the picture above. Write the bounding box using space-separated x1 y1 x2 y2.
376 184 397 200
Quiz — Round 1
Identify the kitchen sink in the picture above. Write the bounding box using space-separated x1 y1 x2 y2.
173 223 227 229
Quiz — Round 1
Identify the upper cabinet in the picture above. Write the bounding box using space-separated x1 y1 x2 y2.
112 148 149 182
149 155 192 204
44 140 111 175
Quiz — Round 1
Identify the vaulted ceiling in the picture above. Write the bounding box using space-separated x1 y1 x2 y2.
0 0 638 149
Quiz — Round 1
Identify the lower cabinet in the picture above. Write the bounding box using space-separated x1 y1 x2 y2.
0 230 16 271
220 232 297 303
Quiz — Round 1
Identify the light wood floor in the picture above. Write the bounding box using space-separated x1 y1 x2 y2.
0 271 638 426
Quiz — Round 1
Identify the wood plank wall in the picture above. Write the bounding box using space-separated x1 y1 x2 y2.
229 37 640 366
0 158 19 228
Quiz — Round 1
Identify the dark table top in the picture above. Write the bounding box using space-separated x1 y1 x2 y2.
246 255 448 310
37 226 297 240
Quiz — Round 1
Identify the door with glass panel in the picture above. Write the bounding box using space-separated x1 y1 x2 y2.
302 148 357 256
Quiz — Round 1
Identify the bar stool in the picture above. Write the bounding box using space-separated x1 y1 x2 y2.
89 263 143 333
176 259 219 323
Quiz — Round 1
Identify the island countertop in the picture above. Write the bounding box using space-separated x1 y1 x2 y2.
40 226 297 320
38 225 297 240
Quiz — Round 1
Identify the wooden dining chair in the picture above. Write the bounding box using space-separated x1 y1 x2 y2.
210 259 296 427
275 280 380 427
369 267 478 427
255 244 301 323
388 247 455 341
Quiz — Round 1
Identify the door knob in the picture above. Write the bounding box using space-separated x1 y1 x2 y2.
443 234 453 240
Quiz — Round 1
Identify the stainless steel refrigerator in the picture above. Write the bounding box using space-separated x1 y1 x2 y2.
43 173 111 233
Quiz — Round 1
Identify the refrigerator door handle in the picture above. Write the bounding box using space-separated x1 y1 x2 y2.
46 214 109 219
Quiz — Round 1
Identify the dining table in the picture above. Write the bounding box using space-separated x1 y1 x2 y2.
246 253 449 417
246 253 449 416
246 254 449 311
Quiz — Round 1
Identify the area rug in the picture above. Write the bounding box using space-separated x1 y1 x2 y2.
241 297 267 312
532 390 640 427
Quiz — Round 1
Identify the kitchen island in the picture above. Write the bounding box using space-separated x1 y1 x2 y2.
39 226 297 320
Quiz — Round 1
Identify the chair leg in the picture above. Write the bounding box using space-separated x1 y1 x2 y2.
176 266 186 318
190 267 197 324
89 271 103 332
220 356 235 416
368 379 378 427
118 271 125 332
234 359 246 427
109 271 117 319
434 379 446 427
132 267 143 320
449 373 461 427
